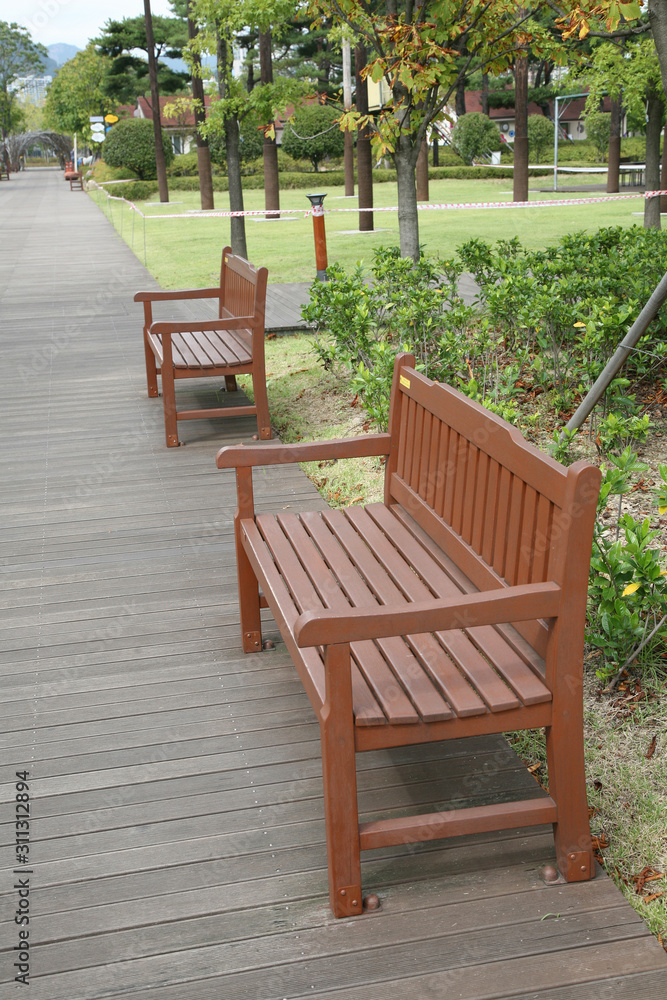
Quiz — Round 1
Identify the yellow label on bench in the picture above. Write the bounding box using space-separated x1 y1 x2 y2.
400 375 411 388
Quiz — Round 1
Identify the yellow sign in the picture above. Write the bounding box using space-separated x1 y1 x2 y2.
400 375 411 388
104 114 119 123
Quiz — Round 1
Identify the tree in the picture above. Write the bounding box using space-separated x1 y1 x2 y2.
44 44 116 140
0 21 47 169
281 102 345 169
526 112 554 163
95 14 189 104
450 112 501 165
324 1 573 260
582 108 610 159
189 0 304 256
103 116 174 179
144 0 170 203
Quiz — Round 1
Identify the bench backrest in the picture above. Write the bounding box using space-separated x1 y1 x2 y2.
384 354 600 655
218 246 268 330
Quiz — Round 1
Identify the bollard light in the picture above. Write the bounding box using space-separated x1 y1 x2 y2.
306 193 328 281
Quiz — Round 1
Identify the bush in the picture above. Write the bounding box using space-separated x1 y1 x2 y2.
582 110 611 160
167 151 201 177
450 113 501 165
103 118 174 180
112 179 159 200
431 146 465 167
281 104 345 172
527 114 554 164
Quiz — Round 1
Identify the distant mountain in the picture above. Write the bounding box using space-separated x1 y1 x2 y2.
48 43 80 67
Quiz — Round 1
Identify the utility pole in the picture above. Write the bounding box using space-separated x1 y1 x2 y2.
144 0 169 203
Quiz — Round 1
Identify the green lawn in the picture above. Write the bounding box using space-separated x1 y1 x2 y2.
90 176 645 286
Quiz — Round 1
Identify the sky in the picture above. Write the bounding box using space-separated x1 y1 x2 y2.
0 0 177 50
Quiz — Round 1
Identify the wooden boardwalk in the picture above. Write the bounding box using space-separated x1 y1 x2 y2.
1 168 666 999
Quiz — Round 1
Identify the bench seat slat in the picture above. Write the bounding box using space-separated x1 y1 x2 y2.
254 515 385 726
274 514 421 725
297 511 453 723
319 509 489 719
358 504 530 713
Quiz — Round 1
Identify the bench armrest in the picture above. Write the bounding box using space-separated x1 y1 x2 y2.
134 288 222 302
149 316 257 335
293 582 561 647
217 434 392 469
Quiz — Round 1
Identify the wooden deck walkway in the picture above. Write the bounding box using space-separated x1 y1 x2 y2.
1 168 666 999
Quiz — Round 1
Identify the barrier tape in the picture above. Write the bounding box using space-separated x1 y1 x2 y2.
91 181 663 222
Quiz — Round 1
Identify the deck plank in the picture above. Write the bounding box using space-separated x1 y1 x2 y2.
0 168 665 999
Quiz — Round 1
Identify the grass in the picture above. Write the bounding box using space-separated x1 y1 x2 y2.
88 175 645 286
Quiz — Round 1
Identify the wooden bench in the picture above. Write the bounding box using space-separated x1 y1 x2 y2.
135 247 271 447
216 352 601 917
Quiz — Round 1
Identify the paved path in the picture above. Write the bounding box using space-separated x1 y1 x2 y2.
1 168 666 999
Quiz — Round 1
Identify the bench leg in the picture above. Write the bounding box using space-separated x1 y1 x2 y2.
546 680 595 882
252 374 272 440
144 332 159 398
320 643 363 918
160 364 179 447
236 509 262 653
225 375 238 392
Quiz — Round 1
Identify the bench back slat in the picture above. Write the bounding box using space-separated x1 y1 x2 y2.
385 357 598 604
218 247 268 330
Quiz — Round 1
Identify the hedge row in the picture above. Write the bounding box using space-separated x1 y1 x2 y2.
107 164 554 202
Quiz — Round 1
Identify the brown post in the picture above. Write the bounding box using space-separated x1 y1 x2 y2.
660 123 667 214
342 38 354 197
307 193 328 280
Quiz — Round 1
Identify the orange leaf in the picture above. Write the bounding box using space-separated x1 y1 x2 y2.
642 892 664 904
645 735 658 759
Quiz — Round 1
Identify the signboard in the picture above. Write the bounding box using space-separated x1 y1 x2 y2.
91 133 105 143
89 116 104 123
90 122 105 133
104 114 119 124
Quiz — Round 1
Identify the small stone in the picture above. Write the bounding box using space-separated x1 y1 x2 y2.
262 639 274 650
253 434 259 440
363 893 381 911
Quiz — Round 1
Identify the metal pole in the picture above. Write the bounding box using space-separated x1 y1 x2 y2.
565 268 667 433
553 97 559 192
306 193 328 280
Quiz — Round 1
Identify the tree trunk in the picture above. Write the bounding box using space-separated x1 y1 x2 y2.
606 95 622 194
218 33 247 258
259 29 280 220
355 42 373 232
481 73 489 117
416 139 429 201
660 122 667 213
342 38 354 196
144 0 169 203
513 55 529 202
644 87 664 230
433 132 439 166
187 2 214 211
455 74 466 118
394 139 420 261
649 0 667 99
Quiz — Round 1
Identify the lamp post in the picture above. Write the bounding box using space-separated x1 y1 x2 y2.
306 193 328 281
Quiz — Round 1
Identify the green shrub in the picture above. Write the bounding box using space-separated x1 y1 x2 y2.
527 114 554 164
620 136 646 162
450 112 502 164
103 118 174 180
112 179 159 200
431 146 464 167
167 151 202 177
